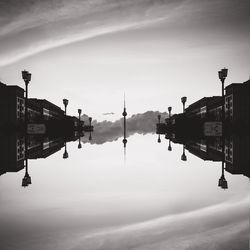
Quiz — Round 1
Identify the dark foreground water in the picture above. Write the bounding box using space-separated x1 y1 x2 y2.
0 133 249 250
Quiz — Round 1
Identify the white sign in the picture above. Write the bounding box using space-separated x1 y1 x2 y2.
27 124 46 134
204 122 222 136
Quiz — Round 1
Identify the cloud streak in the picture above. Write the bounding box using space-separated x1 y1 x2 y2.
0 0 185 66
71 195 250 250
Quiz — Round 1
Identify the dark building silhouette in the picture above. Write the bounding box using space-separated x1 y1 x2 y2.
185 96 222 120
27 98 64 122
0 82 25 130
225 79 250 127
0 133 25 175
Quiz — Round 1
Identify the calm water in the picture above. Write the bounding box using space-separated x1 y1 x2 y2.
0 133 250 250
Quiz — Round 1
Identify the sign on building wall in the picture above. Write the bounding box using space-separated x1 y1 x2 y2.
27 124 46 134
204 122 222 136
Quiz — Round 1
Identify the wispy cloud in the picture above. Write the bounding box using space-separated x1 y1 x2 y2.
0 0 185 66
71 195 250 250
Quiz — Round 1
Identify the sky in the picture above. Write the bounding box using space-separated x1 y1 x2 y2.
0 0 250 121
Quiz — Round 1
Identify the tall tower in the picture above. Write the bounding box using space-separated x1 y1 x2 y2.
122 94 127 158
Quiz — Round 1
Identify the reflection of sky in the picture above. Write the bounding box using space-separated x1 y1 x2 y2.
0 134 249 250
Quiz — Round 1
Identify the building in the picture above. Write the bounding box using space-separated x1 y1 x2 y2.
27 98 64 122
0 81 25 130
225 79 250 127
185 96 222 120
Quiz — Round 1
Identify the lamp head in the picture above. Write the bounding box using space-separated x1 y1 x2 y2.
218 68 228 80
78 109 82 115
168 106 172 113
181 96 187 104
63 99 68 107
22 70 31 84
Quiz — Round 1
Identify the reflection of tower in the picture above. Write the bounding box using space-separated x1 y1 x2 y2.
122 95 127 158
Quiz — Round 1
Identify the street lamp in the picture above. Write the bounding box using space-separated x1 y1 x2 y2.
22 70 31 126
78 109 82 129
63 99 69 115
218 68 228 122
181 96 187 113
89 117 92 127
168 106 172 118
218 68 228 162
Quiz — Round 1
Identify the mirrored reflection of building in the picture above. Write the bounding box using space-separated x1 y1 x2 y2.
0 130 83 178
164 133 250 179
0 133 25 175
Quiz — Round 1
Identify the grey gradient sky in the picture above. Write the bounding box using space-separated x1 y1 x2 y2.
0 0 250 120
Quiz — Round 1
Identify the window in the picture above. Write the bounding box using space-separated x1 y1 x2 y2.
16 97 25 120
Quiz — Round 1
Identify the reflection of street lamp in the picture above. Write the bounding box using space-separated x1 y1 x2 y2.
89 117 92 127
181 145 187 161
168 139 172 151
22 160 32 187
22 70 31 128
157 114 161 124
218 161 228 190
78 137 82 149
157 134 161 143
168 107 172 118
63 142 69 159
181 97 187 113
89 132 92 141
63 99 69 115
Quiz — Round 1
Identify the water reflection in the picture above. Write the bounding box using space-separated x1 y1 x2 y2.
0 130 92 186
158 132 250 188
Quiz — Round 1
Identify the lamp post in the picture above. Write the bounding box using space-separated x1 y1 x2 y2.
89 117 92 127
218 68 228 123
63 99 69 116
168 106 172 118
22 70 31 128
78 109 82 129
181 97 187 113
218 68 228 161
